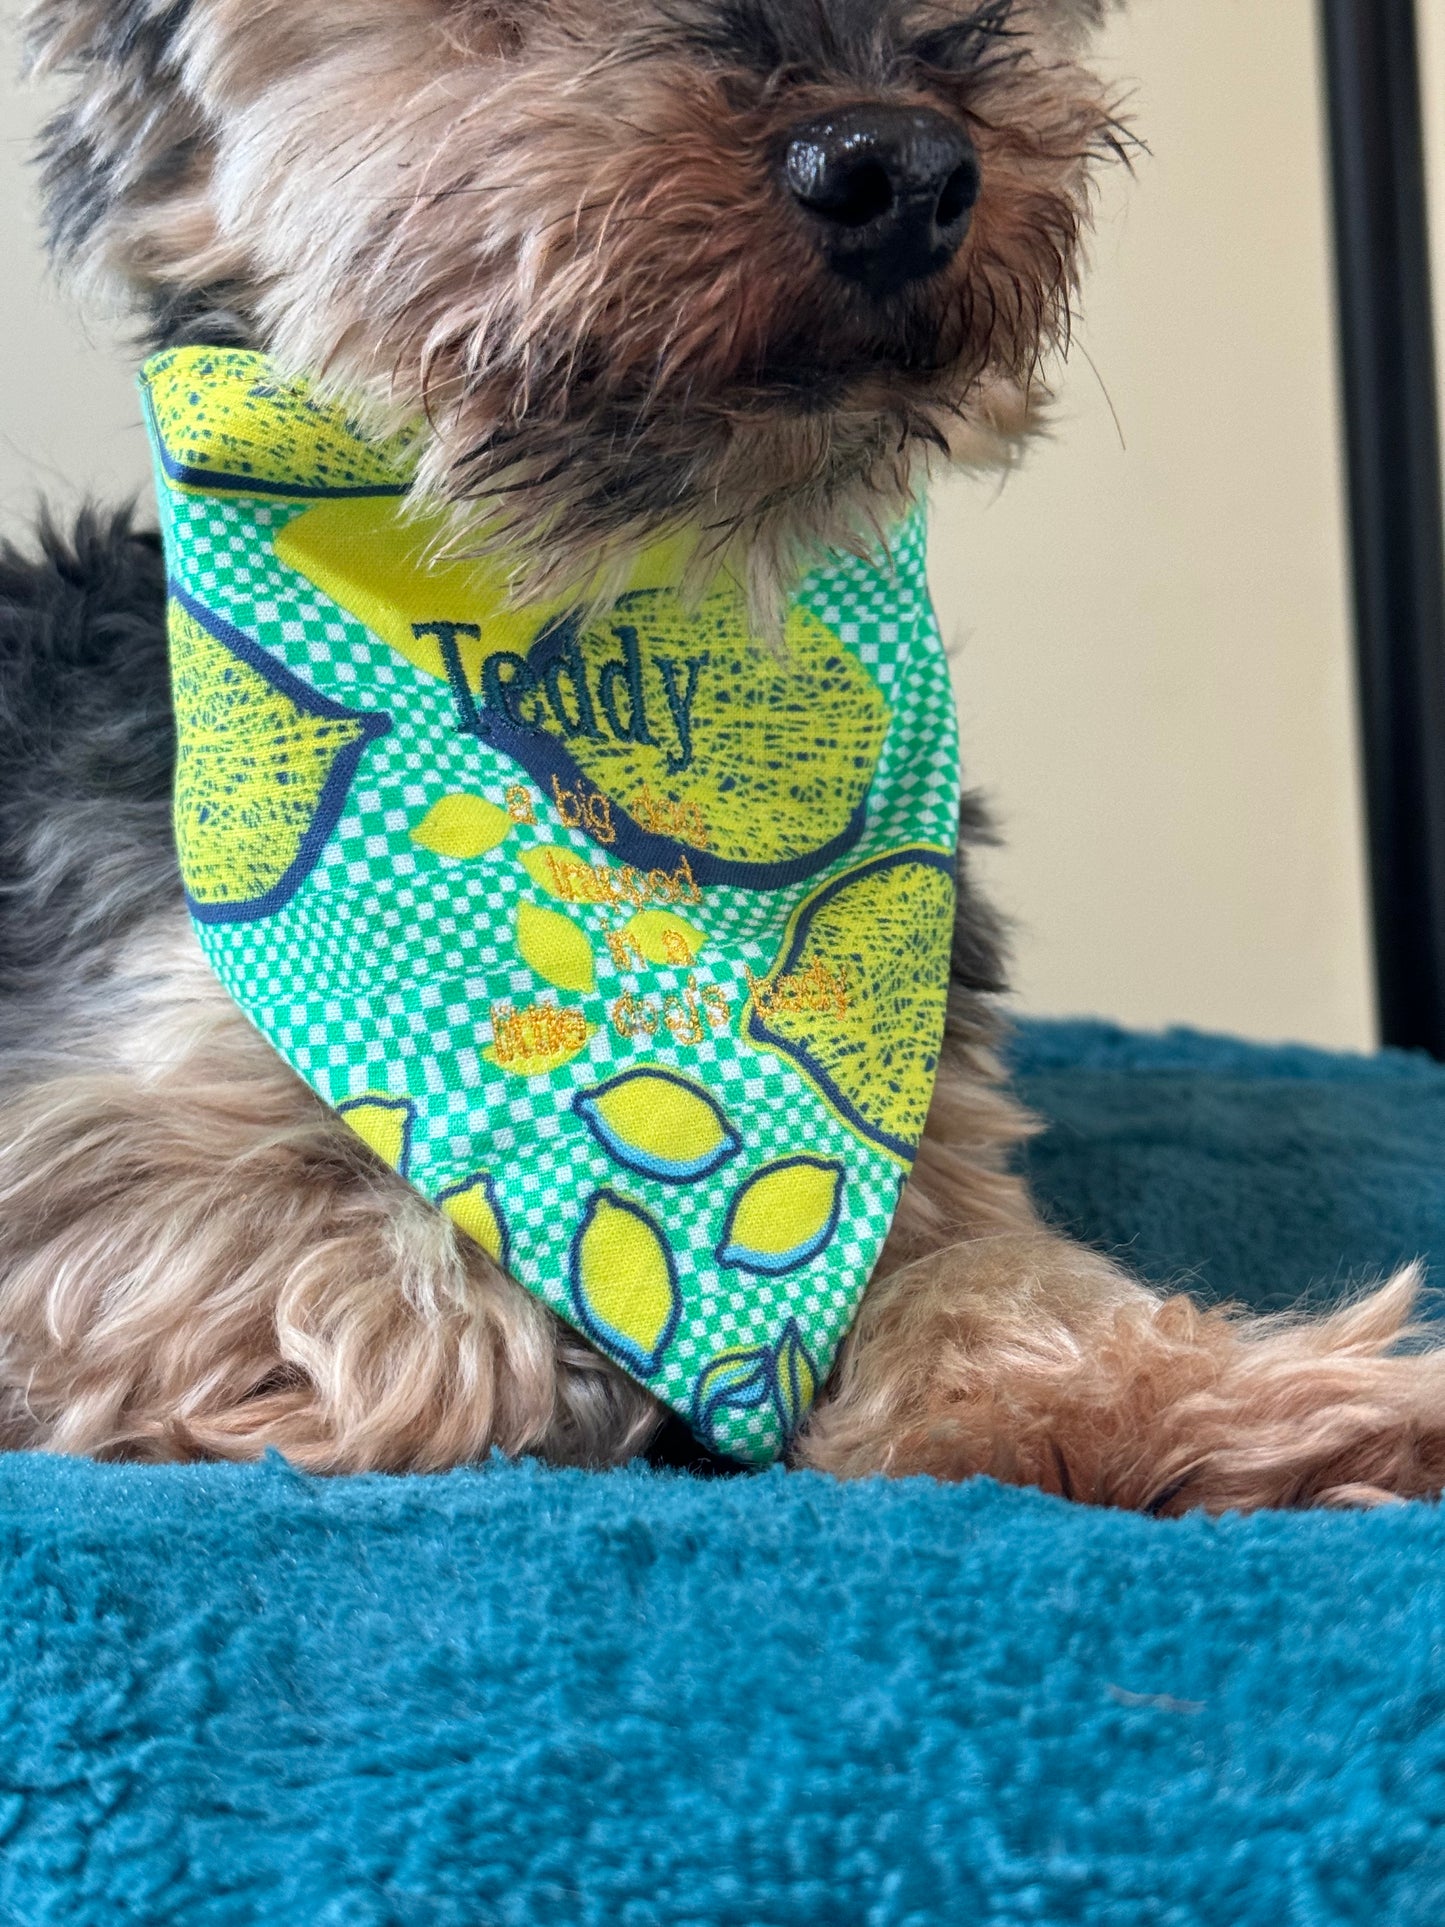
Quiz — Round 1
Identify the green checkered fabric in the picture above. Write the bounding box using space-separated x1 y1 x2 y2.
143 347 962 1463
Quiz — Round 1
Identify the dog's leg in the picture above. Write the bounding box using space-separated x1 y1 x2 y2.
0 916 661 1469
797 992 1445 1512
0 512 658 1470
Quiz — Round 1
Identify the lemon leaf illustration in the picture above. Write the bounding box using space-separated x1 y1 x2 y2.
516 903 596 994
772 1321 819 1437
573 1068 741 1183
717 1156 845 1277
169 594 391 923
440 1174 510 1270
569 1190 681 1377
692 1345 775 1451
745 848 955 1162
618 910 708 966
412 793 511 860
143 347 416 498
337 1095 416 1176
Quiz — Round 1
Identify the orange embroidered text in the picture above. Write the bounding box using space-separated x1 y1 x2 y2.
545 849 702 911
551 774 615 845
611 976 731 1047
631 784 710 849
489 1001 590 1065
745 960 850 1020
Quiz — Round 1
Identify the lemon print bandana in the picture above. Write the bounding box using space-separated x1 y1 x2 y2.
141 347 962 1465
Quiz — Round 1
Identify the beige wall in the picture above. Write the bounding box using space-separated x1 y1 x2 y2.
3 1 1440 1049
930 0 1377 1048
0 58 147 521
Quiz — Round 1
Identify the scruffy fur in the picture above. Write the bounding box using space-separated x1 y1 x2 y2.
4 0 1445 1510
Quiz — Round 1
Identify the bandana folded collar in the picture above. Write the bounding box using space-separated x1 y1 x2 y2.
142 347 961 1464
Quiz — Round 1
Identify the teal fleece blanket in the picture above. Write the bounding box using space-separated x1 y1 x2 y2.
3 1019 1445 1927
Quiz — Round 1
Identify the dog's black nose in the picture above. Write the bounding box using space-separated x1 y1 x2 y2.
783 105 980 295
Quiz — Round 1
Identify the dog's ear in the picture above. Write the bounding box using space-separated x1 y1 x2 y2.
22 0 242 341
20 0 535 346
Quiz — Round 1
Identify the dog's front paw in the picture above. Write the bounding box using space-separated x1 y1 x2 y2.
796 1233 1445 1513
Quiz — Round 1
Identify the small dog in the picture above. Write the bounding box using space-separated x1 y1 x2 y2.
3 0 1443 1509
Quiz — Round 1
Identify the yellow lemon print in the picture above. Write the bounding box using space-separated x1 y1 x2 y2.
274 499 538 684
717 1157 845 1276
569 1190 681 1376
692 1345 775 1446
573 1068 741 1182
337 1095 416 1176
440 1175 510 1270
542 589 891 871
516 903 596 994
169 596 390 922
411 793 512 861
618 910 708 966
773 1322 818 1433
517 844 597 901
272 498 689 684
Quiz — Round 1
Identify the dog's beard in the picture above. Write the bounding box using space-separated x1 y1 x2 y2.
397 361 1030 619
290 66 1112 609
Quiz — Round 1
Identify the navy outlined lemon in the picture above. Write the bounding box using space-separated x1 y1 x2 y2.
773 1322 819 1435
574 1069 741 1182
440 1174 511 1270
143 347 415 498
691 1321 819 1450
693 1345 774 1448
746 848 955 1163
569 1191 681 1376
169 593 391 923
540 589 892 876
717 1157 845 1275
337 1095 416 1176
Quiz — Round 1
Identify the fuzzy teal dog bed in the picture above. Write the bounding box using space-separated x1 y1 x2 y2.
4 1019 1445 1927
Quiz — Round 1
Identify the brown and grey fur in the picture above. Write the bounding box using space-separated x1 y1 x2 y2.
4 0 1445 1507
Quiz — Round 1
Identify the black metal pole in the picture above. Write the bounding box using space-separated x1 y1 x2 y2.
1321 0 1445 1055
